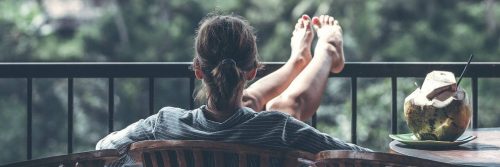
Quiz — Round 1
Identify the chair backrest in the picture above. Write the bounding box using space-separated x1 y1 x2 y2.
129 140 315 167
0 149 119 167
313 150 459 167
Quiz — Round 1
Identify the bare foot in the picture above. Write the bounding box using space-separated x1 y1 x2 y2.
312 15 345 73
290 15 314 67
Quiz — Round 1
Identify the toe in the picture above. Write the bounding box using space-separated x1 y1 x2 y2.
302 14 310 21
295 22 300 30
328 16 334 25
312 17 320 28
304 19 311 30
320 15 326 24
334 20 342 32
302 15 311 30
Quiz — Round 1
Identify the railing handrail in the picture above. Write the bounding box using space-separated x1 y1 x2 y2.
0 62 497 161
1 62 499 78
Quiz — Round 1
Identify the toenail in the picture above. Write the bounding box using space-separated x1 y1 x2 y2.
312 18 319 25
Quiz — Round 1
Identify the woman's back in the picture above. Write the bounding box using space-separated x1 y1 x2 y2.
96 106 369 166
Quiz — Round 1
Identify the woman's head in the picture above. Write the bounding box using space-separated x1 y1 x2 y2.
193 14 260 112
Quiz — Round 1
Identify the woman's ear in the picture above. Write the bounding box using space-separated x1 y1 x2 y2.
193 59 204 80
194 68 204 80
245 68 257 80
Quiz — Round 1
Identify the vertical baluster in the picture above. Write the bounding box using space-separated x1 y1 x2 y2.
391 77 398 134
472 77 478 129
68 78 73 154
27 78 32 160
108 78 114 133
351 77 357 144
149 77 155 115
190 77 195 109
312 114 317 128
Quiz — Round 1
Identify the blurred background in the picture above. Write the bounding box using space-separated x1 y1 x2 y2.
1 0 499 164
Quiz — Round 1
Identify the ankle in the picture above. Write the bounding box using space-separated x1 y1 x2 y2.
315 42 339 57
315 42 344 73
287 54 310 69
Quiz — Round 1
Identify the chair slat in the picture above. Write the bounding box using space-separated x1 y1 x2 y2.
214 151 224 167
176 149 187 167
238 153 247 167
354 159 362 167
160 151 171 166
149 151 159 167
259 153 269 167
192 149 203 167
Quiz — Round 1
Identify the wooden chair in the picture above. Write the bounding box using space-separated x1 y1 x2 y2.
0 149 119 167
313 150 459 167
129 140 315 167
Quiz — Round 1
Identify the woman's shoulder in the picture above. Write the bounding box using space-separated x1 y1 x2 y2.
154 106 198 125
158 106 189 113
253 110 291 120
157 106 197 117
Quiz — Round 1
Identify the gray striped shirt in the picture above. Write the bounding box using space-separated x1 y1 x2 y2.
96 106 371 166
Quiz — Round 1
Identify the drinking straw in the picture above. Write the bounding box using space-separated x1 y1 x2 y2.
457 54 474 87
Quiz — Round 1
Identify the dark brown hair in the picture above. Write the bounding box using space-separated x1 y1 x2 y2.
193 14 260 111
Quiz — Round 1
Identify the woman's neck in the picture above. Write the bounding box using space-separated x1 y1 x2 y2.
204 101 241 122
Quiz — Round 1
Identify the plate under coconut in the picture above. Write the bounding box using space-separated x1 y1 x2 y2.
389 133 476 148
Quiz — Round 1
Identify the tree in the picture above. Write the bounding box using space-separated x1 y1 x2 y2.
0 0 499 164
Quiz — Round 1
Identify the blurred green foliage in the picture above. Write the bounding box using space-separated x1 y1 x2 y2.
1 0 500 164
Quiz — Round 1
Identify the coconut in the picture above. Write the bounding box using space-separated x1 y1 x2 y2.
404 71 471 141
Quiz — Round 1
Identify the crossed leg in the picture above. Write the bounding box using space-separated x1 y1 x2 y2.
265 15 345 121
242 15 314 111
242 14 344 121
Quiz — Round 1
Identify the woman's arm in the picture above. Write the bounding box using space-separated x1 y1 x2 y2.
283 116 372 153
96 114 158 166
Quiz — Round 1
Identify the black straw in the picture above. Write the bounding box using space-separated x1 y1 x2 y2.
457 54 474 87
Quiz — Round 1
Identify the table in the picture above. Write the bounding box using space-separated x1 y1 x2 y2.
390 128 500 166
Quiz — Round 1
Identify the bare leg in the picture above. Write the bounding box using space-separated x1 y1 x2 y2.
242 15 314 111
266 15 344 121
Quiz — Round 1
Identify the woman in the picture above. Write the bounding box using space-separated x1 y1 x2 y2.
96 13 370 166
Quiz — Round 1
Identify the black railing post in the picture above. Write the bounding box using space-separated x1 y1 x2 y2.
108 78 114 133
189 77 195 109
391 77 398 134
351 77 357 144
149 77 155 115
67 78 73 154
312 114 317 128
27 78 32 160
472 77 478 129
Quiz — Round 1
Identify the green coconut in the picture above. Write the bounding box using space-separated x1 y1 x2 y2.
404 71 471 141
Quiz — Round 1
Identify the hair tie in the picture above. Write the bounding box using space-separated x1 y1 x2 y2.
221 58 236 67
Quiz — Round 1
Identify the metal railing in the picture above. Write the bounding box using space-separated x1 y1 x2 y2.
1 62 499 160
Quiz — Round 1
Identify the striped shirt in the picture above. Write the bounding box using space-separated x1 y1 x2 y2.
96 105 371 166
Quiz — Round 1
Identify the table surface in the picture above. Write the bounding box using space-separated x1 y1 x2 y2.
390 128 500 166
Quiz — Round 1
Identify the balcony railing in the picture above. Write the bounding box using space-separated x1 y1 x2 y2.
1 62 499 161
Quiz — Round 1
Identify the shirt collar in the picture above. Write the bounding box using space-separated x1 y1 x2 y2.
194 105 255 131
